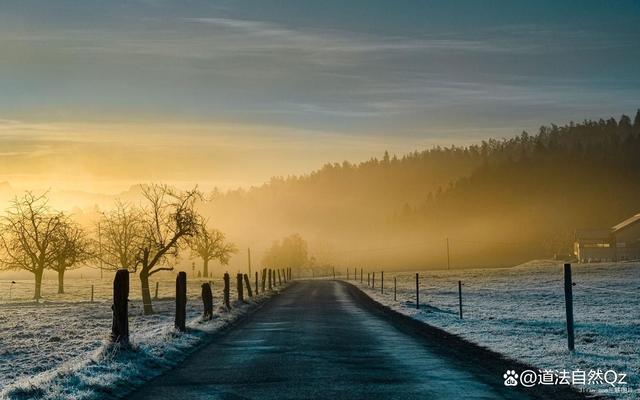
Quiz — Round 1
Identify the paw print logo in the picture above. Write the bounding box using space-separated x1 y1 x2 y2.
503 370 519 386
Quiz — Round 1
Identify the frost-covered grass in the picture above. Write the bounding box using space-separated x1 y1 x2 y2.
0 275 278 400
349 261 640 399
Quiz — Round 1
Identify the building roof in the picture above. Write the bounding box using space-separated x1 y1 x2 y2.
612 213 640 233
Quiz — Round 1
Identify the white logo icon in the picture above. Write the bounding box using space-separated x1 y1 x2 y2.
503 370 519 386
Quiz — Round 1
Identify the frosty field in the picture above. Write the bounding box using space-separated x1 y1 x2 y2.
0 263 637 399
351 261 639 399
0 274 272 399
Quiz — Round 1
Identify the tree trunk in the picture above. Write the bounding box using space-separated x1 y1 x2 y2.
34 268 44 300
203 258 209 277
140 270 154 315
58 268 65 294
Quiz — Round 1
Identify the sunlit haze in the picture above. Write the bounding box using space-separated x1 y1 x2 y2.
1 2 639 400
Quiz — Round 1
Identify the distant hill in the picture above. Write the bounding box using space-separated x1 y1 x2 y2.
206 110 640 269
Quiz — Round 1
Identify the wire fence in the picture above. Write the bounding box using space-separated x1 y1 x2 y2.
333 262 639 357
0 274 232 304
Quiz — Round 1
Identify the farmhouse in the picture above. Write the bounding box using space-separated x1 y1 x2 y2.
574 213 640 262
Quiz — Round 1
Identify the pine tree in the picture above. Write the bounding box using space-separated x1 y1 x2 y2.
619 114 632 136
633 109 640 135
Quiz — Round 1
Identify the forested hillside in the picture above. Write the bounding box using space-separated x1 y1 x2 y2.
207 110 640 269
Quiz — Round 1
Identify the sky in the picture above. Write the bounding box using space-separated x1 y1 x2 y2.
1 0 639 192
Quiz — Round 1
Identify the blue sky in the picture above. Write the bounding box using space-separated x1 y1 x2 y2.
0 1 639 190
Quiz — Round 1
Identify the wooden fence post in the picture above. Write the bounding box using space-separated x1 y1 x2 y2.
111 269 129 344
367 272 370 286
268 269 272 290
261 268 267 292
255 271 259 295
277 269 282 286
381 271 384 294
237 273 244 302
415 273 420 310
394 277 397 300
154 281 159 300
333 267 335 279
564 263 575 351
91 284 94 303
202 282 213 320
458 280 463 319
372 272 375 288
175 271 187 332
360 268 363 283
223 272 231 310
244 274 253 297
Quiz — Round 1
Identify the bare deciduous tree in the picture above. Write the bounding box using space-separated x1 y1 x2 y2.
137 184 202 314
95 201 144 272
0 192 64 299
190 223 237 276
50 218 92 294
95 185 203 314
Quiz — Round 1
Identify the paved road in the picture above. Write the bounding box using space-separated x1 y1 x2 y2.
129 280 554 399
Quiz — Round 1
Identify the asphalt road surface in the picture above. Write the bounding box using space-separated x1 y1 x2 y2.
129 280 578 400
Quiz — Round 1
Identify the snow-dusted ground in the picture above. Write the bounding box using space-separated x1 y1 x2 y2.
0 274 277 399
348 261 639 399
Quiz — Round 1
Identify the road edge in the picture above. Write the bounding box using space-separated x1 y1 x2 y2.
340 279 608 400
120 282 296 400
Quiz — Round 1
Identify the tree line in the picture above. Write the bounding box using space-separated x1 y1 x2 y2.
0 184 236 313
406 110 640 259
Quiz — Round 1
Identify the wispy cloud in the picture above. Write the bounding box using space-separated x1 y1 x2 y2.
0 0 638 158
184 16 537 56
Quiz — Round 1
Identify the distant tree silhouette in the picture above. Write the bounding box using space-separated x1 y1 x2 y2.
50 218 91 293
262 234 309 274
95 201 144 272
619 114 632 136
190 224 237 277
0 192 63 299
